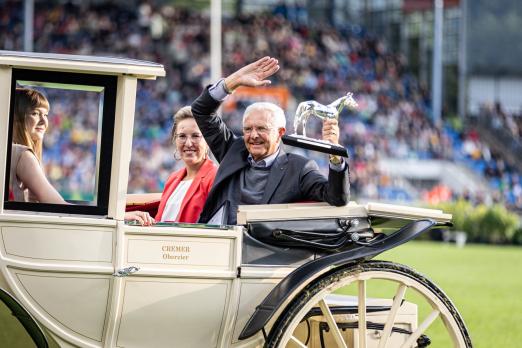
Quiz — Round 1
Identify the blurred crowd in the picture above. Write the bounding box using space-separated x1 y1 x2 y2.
1 0 521 210
480 102 522 140
471 102 522 208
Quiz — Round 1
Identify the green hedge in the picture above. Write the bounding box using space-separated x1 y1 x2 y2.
430 200 521 244
513 226 522 245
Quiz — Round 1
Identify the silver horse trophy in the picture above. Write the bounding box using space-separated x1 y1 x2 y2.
282 92 358 156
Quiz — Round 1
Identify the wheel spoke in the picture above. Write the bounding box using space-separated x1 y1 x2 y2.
400 309 440 348
318 299 348 348
270 262 470 348
358 280 367 348
378 284 408 348
289 335 308 348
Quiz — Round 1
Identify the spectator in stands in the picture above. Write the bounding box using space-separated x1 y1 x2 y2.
9 88 155 225
191 57 350 225
154 106 217 222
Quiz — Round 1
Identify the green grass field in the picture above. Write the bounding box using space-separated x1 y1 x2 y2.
378 241 522 348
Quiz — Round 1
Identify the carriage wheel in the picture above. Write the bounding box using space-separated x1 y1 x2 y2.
266 261 471 348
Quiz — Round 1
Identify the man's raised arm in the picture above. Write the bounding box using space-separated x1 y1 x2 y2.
191 57 280 162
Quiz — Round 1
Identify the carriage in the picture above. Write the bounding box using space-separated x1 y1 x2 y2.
0 51 471 347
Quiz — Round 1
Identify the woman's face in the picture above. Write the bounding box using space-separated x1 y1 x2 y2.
175 118 208 168
25 106 49 142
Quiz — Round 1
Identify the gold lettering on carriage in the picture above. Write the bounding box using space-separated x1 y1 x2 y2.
161 245 190 261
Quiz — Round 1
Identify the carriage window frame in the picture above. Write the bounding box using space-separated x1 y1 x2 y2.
3 68 116 216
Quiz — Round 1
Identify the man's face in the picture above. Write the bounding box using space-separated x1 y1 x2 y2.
243 110 285 162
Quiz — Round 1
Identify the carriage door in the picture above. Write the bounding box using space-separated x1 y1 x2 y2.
0 67 120 347
111 224 242 348
0 215 117 348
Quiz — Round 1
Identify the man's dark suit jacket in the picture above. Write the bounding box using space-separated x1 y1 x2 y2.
191 87 350 225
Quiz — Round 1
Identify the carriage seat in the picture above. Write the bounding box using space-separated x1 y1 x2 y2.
125 193 161 217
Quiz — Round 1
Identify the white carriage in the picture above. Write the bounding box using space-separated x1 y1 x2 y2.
0 51 471 348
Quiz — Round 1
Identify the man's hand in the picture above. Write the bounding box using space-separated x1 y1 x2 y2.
322 118 340 145
224 56 279 92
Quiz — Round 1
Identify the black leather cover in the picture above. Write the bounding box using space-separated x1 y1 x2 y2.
247 218 370 252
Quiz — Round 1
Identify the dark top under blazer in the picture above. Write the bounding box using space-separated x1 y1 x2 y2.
191 87 350 224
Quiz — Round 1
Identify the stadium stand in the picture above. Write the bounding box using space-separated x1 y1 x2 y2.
1 0 520 210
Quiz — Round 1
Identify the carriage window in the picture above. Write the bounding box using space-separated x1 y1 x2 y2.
4 69 116 216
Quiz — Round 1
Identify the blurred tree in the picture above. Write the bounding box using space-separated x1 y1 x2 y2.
433 200 521 244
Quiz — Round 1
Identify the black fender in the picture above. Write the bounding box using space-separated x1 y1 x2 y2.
238 219 437 340
0 287 48 347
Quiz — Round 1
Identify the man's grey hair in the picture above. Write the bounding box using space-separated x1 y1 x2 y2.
242 102 286 129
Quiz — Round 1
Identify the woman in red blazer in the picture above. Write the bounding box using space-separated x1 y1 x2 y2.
155 106 217 223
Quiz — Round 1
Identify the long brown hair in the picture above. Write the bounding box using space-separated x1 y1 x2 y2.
13 88 50 162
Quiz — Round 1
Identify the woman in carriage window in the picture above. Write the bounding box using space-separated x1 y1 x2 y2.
153 106 218 223
9 88 155 225
9 88 65 204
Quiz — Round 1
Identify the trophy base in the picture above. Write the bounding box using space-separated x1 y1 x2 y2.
282 135 349 157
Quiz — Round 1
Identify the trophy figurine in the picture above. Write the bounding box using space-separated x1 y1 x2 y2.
282 92 358 157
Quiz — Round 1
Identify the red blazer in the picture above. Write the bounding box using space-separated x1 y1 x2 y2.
155 159 217 223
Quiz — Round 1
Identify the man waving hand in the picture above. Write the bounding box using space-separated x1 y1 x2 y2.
191 57 350 225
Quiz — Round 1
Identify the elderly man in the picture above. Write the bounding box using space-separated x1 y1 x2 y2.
191 57 349 225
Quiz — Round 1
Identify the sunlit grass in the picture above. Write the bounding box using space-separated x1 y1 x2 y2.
378 241 522 348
